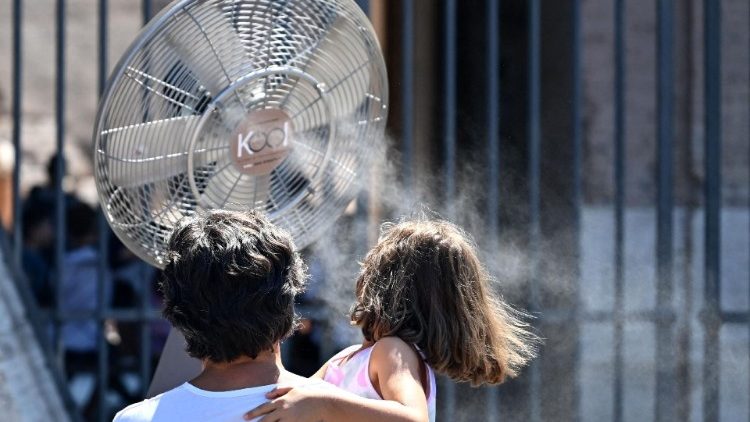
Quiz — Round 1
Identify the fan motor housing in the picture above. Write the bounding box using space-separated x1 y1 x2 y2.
230 109 293 176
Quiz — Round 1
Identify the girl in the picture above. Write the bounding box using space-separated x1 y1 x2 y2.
245 218 539 422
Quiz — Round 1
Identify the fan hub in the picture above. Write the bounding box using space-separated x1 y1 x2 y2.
229 109 293 176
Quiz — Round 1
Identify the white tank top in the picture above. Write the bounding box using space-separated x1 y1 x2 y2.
323 343 437 422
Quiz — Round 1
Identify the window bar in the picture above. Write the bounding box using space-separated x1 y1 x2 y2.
96 1 110 420
702 0 721 420
485 0 501 419
571 0 583 419
54 0 67 373
528 0 542 421
402 0 414 190
655 1 676 420
613 1 625 421
442 0 458 418
11 0 23 268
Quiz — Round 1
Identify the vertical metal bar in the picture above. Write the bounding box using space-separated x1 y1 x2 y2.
441 0 457 418
485 0 501 419
401 0 414 189
655 1 675 420
142 0 153 25
613 1 626 421
528 1 541 421
674 3 696 420
140 267 152 397
444 0 457 211
11 0 23 268
140 1 153 397
355 0 369 15
54 0 67 371
487 0 501 240
571 0 583 419
96 1 109 420
702 0 721 420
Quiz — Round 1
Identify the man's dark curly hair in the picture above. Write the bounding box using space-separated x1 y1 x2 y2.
161 210 307 363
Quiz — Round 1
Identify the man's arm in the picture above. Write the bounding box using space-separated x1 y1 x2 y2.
244 338 429 422
244 383 426 422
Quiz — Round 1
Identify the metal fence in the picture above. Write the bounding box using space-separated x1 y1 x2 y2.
4 0 748 421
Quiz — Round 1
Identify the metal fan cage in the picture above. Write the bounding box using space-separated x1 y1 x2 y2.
94 0 388 268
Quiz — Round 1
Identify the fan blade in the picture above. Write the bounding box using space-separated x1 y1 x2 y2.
101 116 203 188
199 171 271 210
288 17 372 132
162 7 250 97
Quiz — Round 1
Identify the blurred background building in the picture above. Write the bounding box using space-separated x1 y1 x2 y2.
0 0 748 421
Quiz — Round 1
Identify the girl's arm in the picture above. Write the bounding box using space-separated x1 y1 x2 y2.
310 359 329 379
244 337 428 422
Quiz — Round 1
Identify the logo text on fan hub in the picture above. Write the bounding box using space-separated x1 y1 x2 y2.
230 109 293 176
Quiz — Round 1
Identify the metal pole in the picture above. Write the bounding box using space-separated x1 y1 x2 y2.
54 0 67 372
11 0 23 268
613 1 625 421
96 1 110 420
571 0 583 419
485 0 501 419
487 0 501 240
140 267 152 397
440 0 458 416
355 0 369 15
656 1 676 420
528 1 541 421
702 0 721 420
139 0 155 398
142 0 153 25
443 0 457 213
401 0 414 190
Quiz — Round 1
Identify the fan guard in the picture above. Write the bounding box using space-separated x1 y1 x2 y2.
94 0 388 268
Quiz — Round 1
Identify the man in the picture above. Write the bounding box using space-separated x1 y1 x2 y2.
114 210 312 421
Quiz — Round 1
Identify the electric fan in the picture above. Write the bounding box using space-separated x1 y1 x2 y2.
94 0 388 268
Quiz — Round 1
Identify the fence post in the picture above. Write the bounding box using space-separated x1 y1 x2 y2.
702 0 722 420
11 0 23 269
613 2 626 420
528 1 542 421
656 0 676 420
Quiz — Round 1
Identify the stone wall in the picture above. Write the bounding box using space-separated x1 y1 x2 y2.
0 0 169 203
0 247 70 421
582 0 749 206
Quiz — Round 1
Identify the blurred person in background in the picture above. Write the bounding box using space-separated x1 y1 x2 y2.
21 200 54 307
60 200 112 419
21 153 81 307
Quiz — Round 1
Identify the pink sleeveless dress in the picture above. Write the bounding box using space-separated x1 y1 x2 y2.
323 343 437 422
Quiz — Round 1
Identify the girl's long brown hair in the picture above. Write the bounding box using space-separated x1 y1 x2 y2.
351 218 539 386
